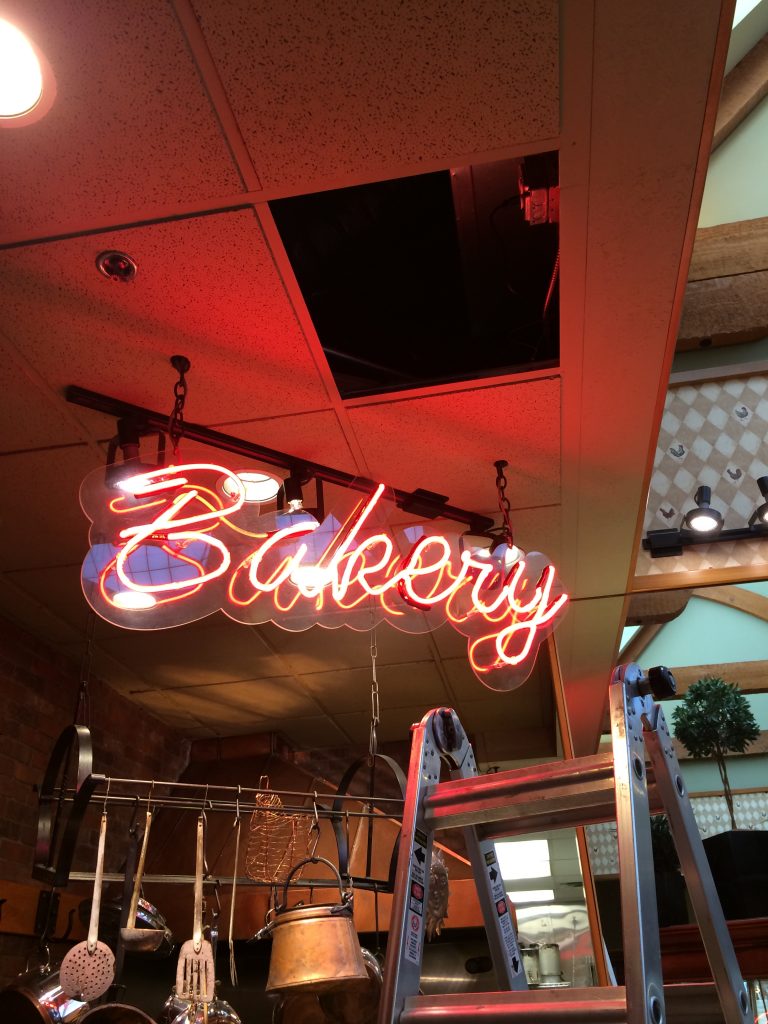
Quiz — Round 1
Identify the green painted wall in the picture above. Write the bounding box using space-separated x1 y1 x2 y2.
699 93 768 227
640 596 768 665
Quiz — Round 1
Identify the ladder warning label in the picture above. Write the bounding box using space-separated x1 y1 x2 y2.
483 847 522 975
404 911 423 964
411 831 427 885
409 880 424 915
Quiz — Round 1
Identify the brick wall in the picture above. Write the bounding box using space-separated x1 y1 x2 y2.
0 614 190 987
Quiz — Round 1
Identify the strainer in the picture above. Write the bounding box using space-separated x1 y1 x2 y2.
61 810 115 1001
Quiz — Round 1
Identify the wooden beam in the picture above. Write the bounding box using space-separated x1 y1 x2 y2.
667 660 768 695
713 34 768 151
677 270 768 348
625 590 691 625
694 584 768 623
688 215 768 281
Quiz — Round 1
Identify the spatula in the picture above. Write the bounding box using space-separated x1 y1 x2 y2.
176 815 214 1003
60 809 115 1001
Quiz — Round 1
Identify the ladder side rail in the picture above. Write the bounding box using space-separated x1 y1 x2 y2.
447 729 527 993
642 701 750 1024
609 665 666 1024
377 711 439 1024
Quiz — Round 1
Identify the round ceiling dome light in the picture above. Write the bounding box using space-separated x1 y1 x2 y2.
0 17 55 124
221 471 282 503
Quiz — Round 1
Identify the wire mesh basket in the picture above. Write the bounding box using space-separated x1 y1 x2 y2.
245 776 313 885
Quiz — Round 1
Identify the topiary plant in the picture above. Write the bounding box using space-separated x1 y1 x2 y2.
671 676 759 832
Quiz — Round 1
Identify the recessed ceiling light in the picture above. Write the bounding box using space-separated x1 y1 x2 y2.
495 839 551 880
0 18 54 124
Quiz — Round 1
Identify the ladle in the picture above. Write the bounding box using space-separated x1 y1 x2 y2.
120 808 167 953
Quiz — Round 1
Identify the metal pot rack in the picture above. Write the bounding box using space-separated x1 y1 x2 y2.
35 724 405 893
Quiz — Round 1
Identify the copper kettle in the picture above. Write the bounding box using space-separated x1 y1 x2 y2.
259 856 368 995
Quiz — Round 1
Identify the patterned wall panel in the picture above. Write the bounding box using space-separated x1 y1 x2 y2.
636 374 768 578
586 791 768 877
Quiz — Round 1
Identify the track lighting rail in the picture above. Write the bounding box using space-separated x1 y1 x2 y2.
66 385 494 532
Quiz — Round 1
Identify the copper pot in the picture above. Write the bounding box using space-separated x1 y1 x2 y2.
261 856 368 995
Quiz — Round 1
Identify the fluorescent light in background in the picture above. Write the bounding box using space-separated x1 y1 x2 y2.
506 889 555 904
495 839 551 880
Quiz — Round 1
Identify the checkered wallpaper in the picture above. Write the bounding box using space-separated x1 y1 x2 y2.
636 374 768 578
586 791 768 876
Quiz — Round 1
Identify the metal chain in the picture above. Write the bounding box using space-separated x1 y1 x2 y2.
168 357 189 457
368 626 380 765
494 459 515 548
73 611 96 726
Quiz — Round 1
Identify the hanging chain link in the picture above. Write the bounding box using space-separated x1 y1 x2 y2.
368 625 380 765
168 356 190 457
73 611 96 727
494 459 515 548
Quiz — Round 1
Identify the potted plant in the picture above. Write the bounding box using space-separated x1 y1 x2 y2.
671 675 765 919
650 814 687 927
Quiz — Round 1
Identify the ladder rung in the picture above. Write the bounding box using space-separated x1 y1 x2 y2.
401 987 627 1022
401 984 724 1024
424 754 660 836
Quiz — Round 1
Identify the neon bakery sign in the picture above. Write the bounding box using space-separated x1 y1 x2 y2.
80 463 568 692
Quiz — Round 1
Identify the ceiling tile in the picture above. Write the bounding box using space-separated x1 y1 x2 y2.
347 378 561 513
257 715 351 749
0 447 103 571
0 1 241 240
165 677 321 721
0 211 332 427
212 411 360 476
191 0 558 192
98 619 281 689
298 662 448 714
256 620 438 675
334 705 433 745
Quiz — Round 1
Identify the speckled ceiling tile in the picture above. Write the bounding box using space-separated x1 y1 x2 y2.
0 1 241 240
0 209 333 424
347 376 561 513
191 0 559 192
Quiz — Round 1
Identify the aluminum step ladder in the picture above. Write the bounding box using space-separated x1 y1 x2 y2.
378 662 751 1024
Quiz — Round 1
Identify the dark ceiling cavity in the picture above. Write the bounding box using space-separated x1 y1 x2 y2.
270 152 559 398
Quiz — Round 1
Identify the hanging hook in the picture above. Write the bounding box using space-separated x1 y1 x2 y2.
103 777 111 812
147 780 155 814
235 784 242 823
308 791 321 856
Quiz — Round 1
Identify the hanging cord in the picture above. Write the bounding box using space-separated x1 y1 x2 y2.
494 460 515 549
228 789 242 986
73 612 97 727
542 246 560 320
168 355 190 459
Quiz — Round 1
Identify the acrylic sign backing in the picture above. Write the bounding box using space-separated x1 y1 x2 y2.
79 463 568 692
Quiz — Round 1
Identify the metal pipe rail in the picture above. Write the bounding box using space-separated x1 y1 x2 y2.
400 988 628 1023
53 787 402 820
424 753 660 837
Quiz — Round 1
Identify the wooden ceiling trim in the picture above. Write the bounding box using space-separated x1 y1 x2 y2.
712 33 768 151
677 269 768 348
688 215 768 281
667 659 768 695
693 584 768 622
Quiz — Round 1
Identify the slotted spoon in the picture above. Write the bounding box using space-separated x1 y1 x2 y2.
61 809 115 1001
176 815 214 1004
